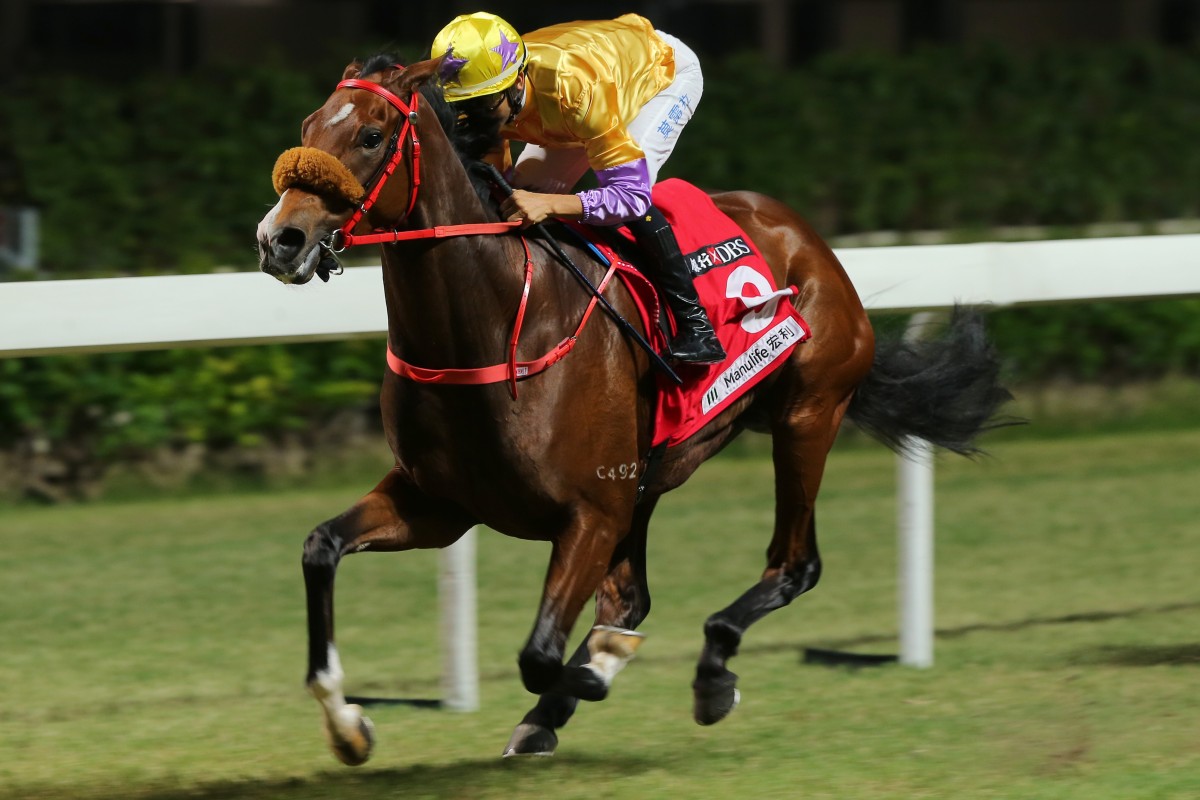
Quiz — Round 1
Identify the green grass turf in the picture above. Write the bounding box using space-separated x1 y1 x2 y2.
1 429 1197 799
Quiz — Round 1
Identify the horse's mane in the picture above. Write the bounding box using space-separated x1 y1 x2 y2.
358 53 498 211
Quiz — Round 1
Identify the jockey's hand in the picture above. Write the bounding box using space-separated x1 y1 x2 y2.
501 190 585 227
501 190 554 226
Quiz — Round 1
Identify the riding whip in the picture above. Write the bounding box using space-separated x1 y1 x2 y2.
471 162 682 386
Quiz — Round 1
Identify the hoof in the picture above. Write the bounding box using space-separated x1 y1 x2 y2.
692 670 740 726
503 723 558 757
323 703 376 766
588 626 646 660
570 625 645 700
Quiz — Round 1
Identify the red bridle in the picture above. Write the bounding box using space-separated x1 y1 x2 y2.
324 78 421 251
324 77 520 251
316 73 597 396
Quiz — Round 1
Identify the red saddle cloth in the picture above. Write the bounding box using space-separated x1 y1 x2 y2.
574 178 811 448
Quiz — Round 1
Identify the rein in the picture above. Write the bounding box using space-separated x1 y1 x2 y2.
387 237 621 399
321 74 613 397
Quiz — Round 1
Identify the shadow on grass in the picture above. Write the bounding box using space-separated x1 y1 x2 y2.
11 752 663 800
1068 642 1200 667
803 600 1200 653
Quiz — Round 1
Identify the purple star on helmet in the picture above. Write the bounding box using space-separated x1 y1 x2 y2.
491 31 520 70
439 47 469 83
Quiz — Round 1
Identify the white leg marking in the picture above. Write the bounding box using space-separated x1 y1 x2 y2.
583 626 646 689
585 651 628 685
311 644 347 708
310 644 375 765
312 642 345 700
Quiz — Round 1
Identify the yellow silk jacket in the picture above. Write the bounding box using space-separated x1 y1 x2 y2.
503 14 676 171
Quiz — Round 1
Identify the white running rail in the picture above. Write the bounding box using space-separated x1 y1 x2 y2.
3 233 1198 691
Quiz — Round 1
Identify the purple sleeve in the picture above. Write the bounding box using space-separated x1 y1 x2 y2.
576 159 653 226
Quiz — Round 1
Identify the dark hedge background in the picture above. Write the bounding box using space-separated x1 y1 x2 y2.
2 45 1197 498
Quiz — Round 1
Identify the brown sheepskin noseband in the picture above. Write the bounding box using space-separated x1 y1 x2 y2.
271 146 365 205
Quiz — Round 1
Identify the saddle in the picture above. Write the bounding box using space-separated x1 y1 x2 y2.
565 179 811 448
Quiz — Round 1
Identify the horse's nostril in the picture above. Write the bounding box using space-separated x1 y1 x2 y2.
272 227 307 261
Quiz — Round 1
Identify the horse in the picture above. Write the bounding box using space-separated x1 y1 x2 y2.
256 54 1011 765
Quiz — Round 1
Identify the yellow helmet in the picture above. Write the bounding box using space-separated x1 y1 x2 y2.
432 12 526 102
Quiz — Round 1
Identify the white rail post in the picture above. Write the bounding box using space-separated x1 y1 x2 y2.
897 438 935 667
896 312 939 668
438 527 479 711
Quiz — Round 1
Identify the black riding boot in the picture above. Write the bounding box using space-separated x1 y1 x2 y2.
626 208 727 366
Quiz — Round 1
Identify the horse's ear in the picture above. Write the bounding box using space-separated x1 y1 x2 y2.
391 57 442 94
342 61 363 81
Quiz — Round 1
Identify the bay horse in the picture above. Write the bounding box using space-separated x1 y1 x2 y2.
256 55 1010 765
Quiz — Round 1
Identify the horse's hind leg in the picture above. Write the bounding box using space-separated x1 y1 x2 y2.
505 500 655 757
304 468 473 765
693 401 846 725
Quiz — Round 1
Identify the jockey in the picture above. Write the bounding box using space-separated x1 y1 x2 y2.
431 12 726 366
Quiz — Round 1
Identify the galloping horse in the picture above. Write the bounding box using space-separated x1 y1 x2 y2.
256 55 1010 765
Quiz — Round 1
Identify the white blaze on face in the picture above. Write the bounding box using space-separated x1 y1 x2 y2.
326 102 356 128
257 193 285 241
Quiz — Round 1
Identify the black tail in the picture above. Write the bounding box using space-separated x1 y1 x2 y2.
848 308 1018 456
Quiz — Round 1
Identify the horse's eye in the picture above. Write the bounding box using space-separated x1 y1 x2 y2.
362 131 384 150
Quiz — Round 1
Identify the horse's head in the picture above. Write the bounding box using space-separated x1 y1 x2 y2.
257 57 442 284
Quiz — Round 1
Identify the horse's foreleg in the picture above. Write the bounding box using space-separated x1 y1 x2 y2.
506 506 654 757
303 527 373 767
558 505 653 702
517 513 620 696
503 640 590 757
303 469 473 765
692 520 820 726
693 403 844 726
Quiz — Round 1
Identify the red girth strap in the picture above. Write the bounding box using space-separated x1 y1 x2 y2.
386 240 622 398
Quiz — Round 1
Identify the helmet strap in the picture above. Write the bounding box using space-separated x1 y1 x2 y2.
504 74 526 124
